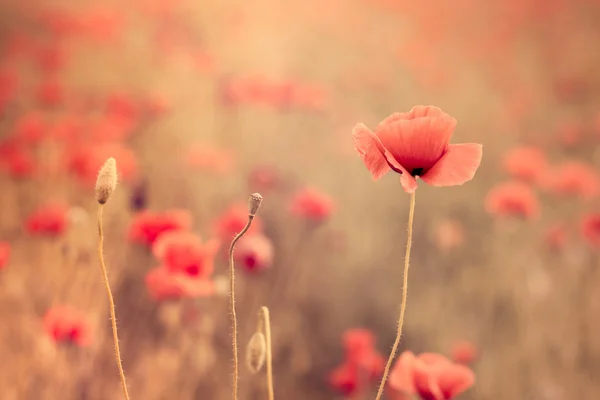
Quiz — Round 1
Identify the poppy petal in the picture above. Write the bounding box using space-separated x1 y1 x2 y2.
376 116 457 173
353 123 390 180
388 351 418 396
421 144 482 187
437 364 475 398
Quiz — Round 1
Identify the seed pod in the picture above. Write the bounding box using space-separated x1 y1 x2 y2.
248 193 263 217
245 332 266 374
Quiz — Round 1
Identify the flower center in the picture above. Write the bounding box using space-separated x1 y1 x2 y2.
411 167 424 177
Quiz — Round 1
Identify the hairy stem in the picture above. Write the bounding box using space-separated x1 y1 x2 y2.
258 306 274 400
97 205 130 400
375 191 416 400
229 215 255 400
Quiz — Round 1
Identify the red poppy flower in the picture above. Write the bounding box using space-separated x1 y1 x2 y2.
233 234 274 273
485 181 540 219
13 112 46 145
0 145 36 178
145 267 214 301
353 106 482 193
213 204 262 241
129 209 193 246
450 340 478 365
329 328 384 396
503 146 548 184
37 76 64 106
43 306 92 347
388 351 475 400
581 214 600 248
248 164 282 193
152 231 220 279
0 242 10 270
105 92 139 127
26 203 69 236
545 162 600 200
290 187 334 223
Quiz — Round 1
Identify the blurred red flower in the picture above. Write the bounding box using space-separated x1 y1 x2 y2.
450 340 478 365
43 306 91 347
145 267 214 301
388 351 475 400
213 204 262 241
129 209 193 246
67 142 138 186
13 112 46 145
545 162 600 200
353 105 482 193
248 164 282 193
233 234 274 273
152 231 220 278
581 214 600 248
26 203 69 236
0 145 36 178
329 328 384 396
0 242 10 270
186 144 235 174
545 223 567 252
485 181 540 219
434 219 464 251
290 187 334 223
503 146 548 184
37 76 64 107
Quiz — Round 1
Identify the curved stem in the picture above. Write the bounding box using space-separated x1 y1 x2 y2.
258 306 274 400
374 192 416 400
229 215 255 400
97 205 130 400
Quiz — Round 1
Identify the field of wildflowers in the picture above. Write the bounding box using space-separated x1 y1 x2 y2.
1 0 600 399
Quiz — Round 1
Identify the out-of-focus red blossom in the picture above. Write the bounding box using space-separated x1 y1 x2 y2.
67 142 138 186
145 267 214 301
48 114 82 141
556 119 583 147
36 45 67 72
26 203 69 236
144 94 171 117
450 341 478 365
0 242 10 270
37 76 64 106
105 92 139 129
248 165 282 193
152 231 220 278
581 214 600 248
353 106 482 193
43 306 91 346
290 187 334 223
434 219 464 251
13 112 46 145
186 144 234 174
388 351 475 400
545 162 600 200
234 234 274 273
485 181 540 220
545 223 567 251
213 205 263 241
0 70 18 110
129 209 193 247
0 144 36 178
88 116 134 142
329 328 384 396
503 146 548 183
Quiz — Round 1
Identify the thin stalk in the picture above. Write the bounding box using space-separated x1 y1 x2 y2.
374 192 416 400
229 215 255 400
258 306 274 400
97 205 130 400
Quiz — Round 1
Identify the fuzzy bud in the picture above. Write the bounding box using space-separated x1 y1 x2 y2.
95 158 118 205
248 193 263 217
245 331 266 374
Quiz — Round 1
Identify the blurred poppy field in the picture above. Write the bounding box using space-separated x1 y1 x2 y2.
1 0 600 399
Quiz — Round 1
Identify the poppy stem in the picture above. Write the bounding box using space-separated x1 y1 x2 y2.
258 306 275 400
229 215 256 400
375 191 416 400
97 205 130 400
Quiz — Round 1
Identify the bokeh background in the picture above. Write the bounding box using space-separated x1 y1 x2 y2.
1 0 600 399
